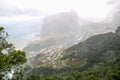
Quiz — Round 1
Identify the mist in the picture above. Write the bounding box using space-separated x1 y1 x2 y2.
1 0 120 80
0 0 119 49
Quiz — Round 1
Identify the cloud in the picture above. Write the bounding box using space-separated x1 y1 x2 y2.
0 0 113 21
0 0 46 17
0 0 45 49
105 0 120 26
0 0 118 50
111 0 120 25
0 15 43 50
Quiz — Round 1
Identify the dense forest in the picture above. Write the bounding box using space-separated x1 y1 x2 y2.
25 27 120 80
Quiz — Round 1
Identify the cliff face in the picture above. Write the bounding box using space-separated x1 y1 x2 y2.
41 11 79 38
23 11 117 54
116 26 120 35
23 11 81 53
40 11 80 46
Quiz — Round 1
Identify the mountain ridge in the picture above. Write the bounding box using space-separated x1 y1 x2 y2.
24 26 120 80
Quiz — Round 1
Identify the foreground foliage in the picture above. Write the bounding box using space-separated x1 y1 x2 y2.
0 27 27 80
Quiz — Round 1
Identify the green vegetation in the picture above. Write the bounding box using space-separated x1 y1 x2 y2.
1 26 120 80
0 27 27 80
25 27 120 80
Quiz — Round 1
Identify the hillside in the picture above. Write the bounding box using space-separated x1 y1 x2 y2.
25 27 120 80
23 11 114 56
23 11 80 53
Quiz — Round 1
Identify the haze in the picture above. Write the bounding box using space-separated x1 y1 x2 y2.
0 0 118 49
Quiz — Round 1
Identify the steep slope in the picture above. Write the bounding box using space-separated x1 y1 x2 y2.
23 11 80 54
23 11 116 56
64 32 120 59
41 11 79 38
25 27 120 80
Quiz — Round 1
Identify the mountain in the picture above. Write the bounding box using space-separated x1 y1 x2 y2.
25 26 120 80
23 11 80 54
41 11 80 38
23 11 116 56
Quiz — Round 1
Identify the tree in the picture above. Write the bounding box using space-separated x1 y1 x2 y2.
26 74 40 80
0 27 27 80
107 65 120 80
82 75 98 80
62 75 76 80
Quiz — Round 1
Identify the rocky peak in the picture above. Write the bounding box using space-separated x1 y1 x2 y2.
115 26 120 35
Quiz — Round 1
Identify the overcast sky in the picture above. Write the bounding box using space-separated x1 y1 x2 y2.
0 0 114 20
0 0 118 49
